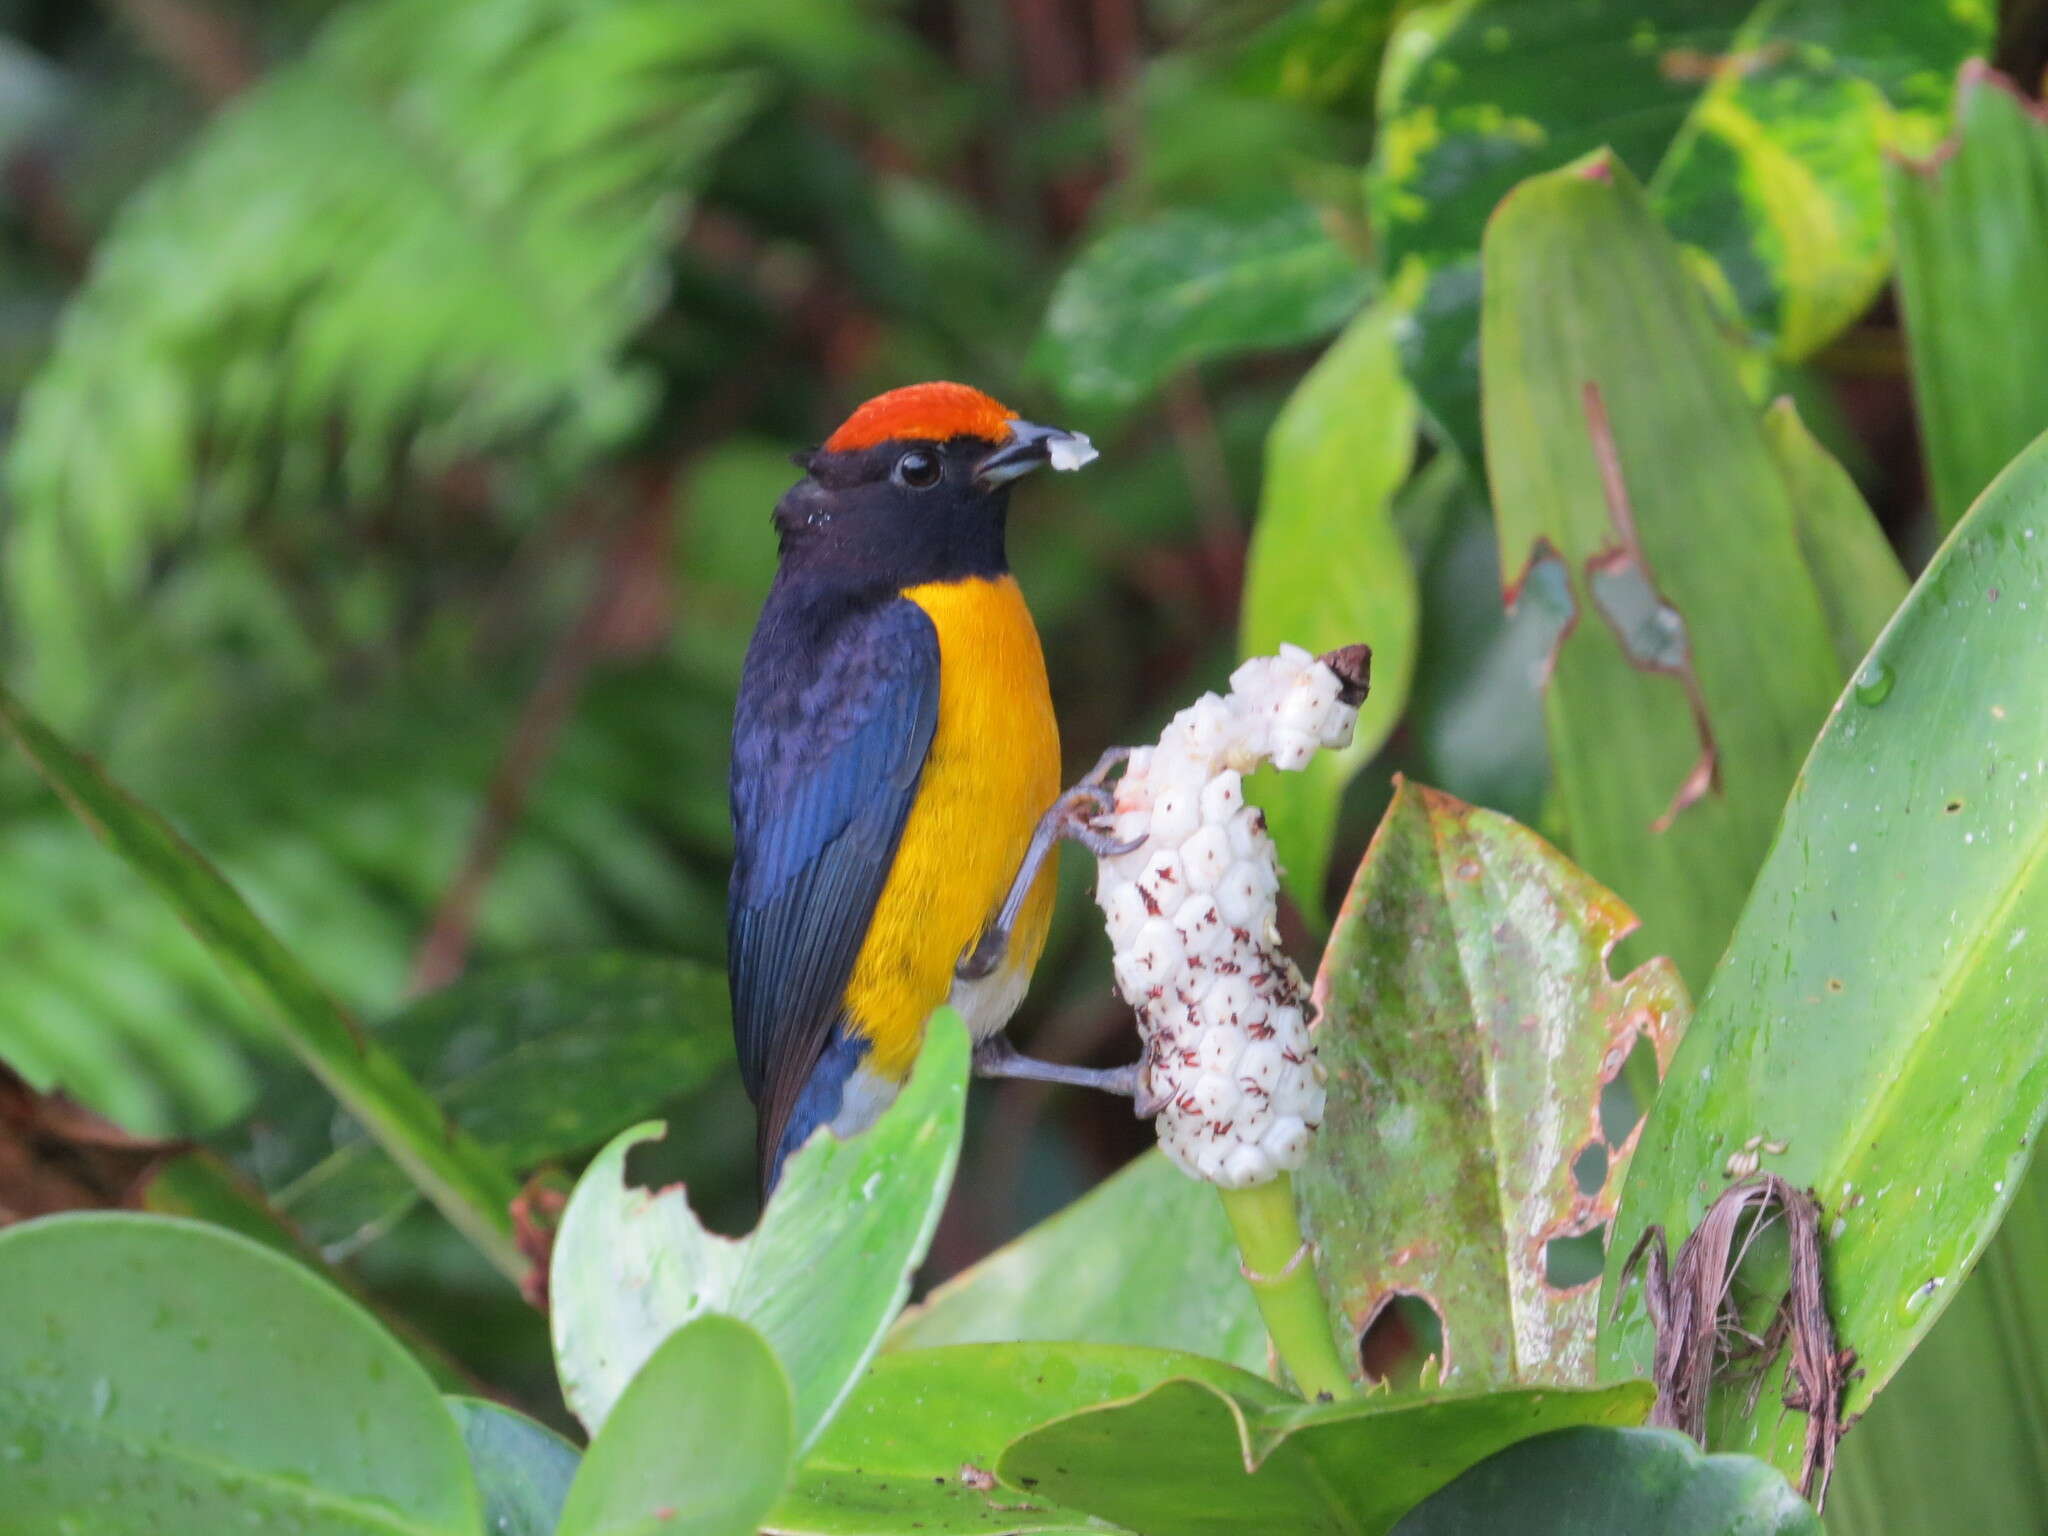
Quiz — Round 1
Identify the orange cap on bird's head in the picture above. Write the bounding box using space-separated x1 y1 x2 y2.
810 380 1097 491
823 381 1019 452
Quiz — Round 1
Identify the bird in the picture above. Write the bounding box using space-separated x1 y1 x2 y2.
727 381 1137 1194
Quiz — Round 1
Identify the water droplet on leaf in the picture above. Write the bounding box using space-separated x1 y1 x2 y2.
1854 660 1894 706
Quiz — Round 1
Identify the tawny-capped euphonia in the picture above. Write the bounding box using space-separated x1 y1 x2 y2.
728 382 1134 1192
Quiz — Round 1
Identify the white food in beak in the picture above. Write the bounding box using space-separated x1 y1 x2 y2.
1046 431 1098 472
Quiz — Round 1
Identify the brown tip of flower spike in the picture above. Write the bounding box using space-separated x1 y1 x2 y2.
1318 645 1371 708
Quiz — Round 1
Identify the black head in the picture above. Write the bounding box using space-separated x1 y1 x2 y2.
769 382 1094 592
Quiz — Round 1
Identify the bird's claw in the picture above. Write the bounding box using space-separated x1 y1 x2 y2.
1050 780 1143 859
957 747 1143 981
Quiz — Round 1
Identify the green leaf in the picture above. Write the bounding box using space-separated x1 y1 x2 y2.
1648 43 1893 359
551 1014 968 1446
1227 0 1399 115
1645 0 1989 359
1302 780 1690 1390
1602 427 2048 1478
774 1344 1282 1535
1890 62 2048 527
999 1377 1652 1536
1240 287 1420 926
0 655 734 1140
1370 0 1986 464
888 1147 1266 1372
1371 0 1746 459
276 954 732 1253
130 1148 479 1391
1389 1426 1819 1535
1034 198 1371 412
0 1213 480 1535
1480 154 1842 987
448 1396 581 1536
1760 398 1910 675
559 1314 794 1536
0 686 524 1280
1823 1164 2048 1533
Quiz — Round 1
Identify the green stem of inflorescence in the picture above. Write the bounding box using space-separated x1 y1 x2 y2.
1218 1174 1355 1400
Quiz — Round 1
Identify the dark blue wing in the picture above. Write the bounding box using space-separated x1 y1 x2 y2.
727 587 939 1181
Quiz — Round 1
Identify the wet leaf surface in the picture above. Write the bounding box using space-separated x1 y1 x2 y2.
1303 779 1688 1390
0 1213 479 1535
1824 1162 2048 1533
448 1396 581 1536
1604 426 2048 1481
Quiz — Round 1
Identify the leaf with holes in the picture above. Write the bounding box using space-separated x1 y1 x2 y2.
888 1148 1266 1372
1389 1426 1819 1535
1033 198 1371 413
1481 154 1843 988
550 1013 966 1448
1891 62 2048 528
1299 778 1687 1392
1240 284 1420 927
772 1344 1281 1535
1602 427 2048 1483
998 1375 1652 1536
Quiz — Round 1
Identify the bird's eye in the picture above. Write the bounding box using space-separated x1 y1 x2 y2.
894 449 942 489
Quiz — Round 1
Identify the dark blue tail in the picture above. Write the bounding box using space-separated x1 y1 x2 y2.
763 1022 870 1194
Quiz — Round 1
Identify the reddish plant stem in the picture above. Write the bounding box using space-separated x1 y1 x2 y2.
406 487 671 995
105 0 257 108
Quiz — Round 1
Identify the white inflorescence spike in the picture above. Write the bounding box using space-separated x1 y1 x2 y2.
1091 645 1365 1188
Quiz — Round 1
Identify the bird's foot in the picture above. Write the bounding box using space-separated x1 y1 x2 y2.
972 1035 1143 1097
957 748 1144 981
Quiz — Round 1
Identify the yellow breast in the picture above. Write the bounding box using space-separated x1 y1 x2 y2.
842 575 1061 1078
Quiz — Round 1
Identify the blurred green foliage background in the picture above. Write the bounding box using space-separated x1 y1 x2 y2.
1 0 2043 1447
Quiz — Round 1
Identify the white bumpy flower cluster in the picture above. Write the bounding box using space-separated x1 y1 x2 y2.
1093 643 1368 1188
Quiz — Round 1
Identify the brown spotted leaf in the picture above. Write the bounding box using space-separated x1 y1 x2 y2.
1298 778 1689 1392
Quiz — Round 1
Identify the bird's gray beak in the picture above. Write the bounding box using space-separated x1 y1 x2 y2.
974 419 1099 488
